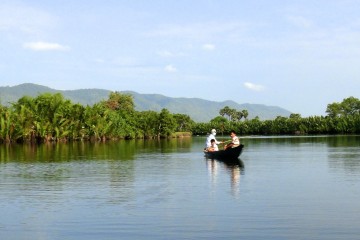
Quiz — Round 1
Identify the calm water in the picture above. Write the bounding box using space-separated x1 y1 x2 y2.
1 135 360 240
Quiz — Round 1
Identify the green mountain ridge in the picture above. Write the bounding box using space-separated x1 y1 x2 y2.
0 83 292 122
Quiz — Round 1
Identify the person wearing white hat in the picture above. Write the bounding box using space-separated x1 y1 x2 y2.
205 129 222 150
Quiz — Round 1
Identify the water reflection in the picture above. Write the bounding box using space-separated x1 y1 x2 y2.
136 137 192 153
323 135 360 176
242 135 360 177
0 138 193 164
325 135 360 147
0 141 137 163
328 148 360 177
2 136 360 240
206 158 244 197
243 134 360 147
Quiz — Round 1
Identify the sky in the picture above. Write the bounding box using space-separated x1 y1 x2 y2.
1 0 360 116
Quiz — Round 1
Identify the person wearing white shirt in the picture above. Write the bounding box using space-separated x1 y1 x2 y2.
205 129 222 149
206 139 219 152
224 130 240 149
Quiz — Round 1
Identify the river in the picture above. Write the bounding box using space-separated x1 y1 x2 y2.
1 135 360 239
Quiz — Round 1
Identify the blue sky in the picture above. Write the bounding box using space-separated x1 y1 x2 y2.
1 0 360 116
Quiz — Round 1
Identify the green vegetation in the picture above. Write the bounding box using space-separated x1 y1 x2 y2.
0 83 291 121
0 92 194 143
191 98 360 136
1 93 359 144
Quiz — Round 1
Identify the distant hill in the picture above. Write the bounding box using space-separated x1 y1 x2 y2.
0 83 292 122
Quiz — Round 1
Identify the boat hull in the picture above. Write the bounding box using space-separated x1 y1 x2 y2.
204 144 244 160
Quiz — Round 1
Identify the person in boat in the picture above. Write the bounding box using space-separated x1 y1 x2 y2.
205 129 222 150
224 130 240 150
206 139 219 152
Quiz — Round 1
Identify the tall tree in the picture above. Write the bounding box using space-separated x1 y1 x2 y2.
341 97 360 116
104 92 135 112
173 113 194 132
219 106 232 120
233 111 243 122
242 110 249 120
158 108 176 137
326 97 360 117
326 102 341 118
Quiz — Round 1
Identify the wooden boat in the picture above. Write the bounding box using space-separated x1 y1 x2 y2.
204 144 244 160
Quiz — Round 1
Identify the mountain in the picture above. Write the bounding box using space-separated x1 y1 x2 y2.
0 83 292 122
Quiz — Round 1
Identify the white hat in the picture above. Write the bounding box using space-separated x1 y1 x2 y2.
211 129 216 134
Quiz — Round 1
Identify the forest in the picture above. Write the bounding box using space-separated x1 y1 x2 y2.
0 92 360 143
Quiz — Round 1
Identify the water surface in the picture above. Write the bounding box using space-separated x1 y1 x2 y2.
1 135 360 239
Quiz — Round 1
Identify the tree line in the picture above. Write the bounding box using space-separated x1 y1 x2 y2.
1 93 359 144
192 97 360 136
0 92 194 143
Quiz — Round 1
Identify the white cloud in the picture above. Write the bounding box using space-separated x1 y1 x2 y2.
202 43 215 51
244 82 265 91
23 41 70 51
164 64 177 72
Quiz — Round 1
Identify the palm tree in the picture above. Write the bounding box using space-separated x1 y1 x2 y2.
242 110 249 120
0 108 13 142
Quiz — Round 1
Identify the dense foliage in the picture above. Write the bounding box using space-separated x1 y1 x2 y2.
1 93 359 144
0 92 194 143
192 98 360 136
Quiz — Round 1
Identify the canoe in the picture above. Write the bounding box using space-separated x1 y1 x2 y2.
204 144 244 160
